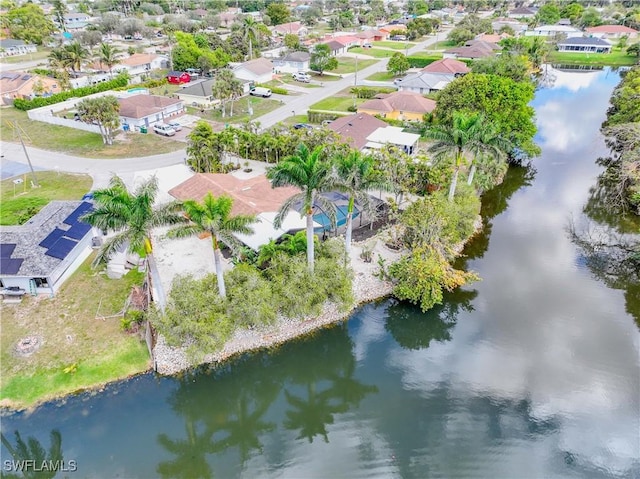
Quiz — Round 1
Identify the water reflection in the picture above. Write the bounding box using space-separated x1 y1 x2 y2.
1 68 639 479
0 429 66 479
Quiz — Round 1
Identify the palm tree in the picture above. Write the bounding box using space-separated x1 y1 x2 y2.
48 48 72 89
424 112 485 202
81 175 186 267
239 17 260 60
166 193 256 298
466 121 513 187
333 150 390 256
527 36 548 71
99 42 120 79
267 144 338 273
63 41 89 73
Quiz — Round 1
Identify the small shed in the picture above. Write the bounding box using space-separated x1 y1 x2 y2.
167 71 191 84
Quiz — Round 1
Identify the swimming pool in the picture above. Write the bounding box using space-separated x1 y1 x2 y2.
313 204 360 233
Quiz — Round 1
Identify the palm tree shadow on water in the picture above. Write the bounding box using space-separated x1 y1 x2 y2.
279 323 378 443
0 429 65 479
156 355 282 478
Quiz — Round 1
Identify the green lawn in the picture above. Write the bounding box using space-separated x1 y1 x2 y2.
0 255 150 409
1 49 51 64
333 58 378 74
1 172 92 225
366 71 399 82
429 40 456 50
372 40 416 50
349 47 397 58
196 96 282 124
309 95 367 113
548 49 638 67
281 114 310 126
0 108 184 159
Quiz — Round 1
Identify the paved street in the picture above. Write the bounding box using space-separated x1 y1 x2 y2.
0 30 447 182
255 33 446 129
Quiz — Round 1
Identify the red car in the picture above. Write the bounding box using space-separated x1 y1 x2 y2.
166 71 191 84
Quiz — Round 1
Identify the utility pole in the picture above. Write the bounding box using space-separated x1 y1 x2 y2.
354 54 358 86
10 121 39 187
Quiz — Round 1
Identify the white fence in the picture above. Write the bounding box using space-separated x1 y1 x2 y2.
25 88 150 135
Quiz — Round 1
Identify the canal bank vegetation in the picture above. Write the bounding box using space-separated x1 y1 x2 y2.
0 255 150 410
599 66 640 216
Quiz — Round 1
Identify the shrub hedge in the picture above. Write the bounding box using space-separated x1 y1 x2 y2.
14 74 129 111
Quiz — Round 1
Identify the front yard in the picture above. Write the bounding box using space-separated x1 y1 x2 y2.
1 171 92 225
547 48 638 67
0 255 150 409
188 96 282 125
309 87 368 113
333 57 378 74
349 47 397 58
0 108 185 159
372 40 416 50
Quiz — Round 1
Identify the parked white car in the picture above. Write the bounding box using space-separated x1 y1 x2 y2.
153 124 176 136
250 86 272 97
292 72 311 83
166 121 182 131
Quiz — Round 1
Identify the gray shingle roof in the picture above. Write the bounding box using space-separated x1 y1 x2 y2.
177 79 215 98
0 201 92 277
557 36 612 46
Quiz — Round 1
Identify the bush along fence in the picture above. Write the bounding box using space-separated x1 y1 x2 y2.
257 83 288 95
14 74 129 111
350 86 397 99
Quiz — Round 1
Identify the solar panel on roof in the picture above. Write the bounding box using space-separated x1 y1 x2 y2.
0 257 24 275
39 228 65 248
45 237 78 260
0 243 17 258
64 222 91 240
63 202 93 226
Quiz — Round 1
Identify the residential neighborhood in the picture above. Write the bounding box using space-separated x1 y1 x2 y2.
0 0 639 476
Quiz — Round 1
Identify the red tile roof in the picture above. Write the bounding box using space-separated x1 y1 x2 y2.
327 113 388 150
422 58 470 75
586 25 638 34
359 91 436 115
118 94 182 119
169 174 300 216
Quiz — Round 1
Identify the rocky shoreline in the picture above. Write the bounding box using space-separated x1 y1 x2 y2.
153 247 397 375
153 215 483 375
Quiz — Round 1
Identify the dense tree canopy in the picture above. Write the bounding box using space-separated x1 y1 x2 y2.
434 73 539 159
0 3 56 45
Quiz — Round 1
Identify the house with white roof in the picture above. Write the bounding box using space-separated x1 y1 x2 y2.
526 25 582 37
364 126 420 155
272 51 311 74
232 57 274 84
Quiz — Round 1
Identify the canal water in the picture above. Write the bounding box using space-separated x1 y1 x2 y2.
2 68 639 478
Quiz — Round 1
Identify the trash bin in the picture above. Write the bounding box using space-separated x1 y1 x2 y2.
140 126 148 134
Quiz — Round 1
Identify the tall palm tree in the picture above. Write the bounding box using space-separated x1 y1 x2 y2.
63 41 89 73
166 193 256 298
48 48 72 89
99 42 120 79
240 17 259 60
424 112 485 202
466 121 513 186
81 175 186 267
268 144 338 273
333 150 390 256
